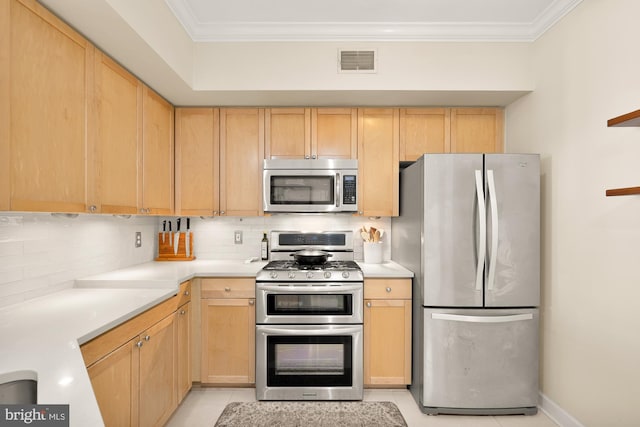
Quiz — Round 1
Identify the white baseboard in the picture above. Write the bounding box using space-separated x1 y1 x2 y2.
539 393 584 427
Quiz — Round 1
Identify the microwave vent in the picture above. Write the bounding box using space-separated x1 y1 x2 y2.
338 49 376 73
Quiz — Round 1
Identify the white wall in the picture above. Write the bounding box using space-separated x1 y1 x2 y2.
0 214 156 308
506 0 640 425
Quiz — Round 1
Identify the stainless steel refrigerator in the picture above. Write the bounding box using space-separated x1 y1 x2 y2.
391 153 540 415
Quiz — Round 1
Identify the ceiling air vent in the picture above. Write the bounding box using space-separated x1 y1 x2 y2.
338 49 377 73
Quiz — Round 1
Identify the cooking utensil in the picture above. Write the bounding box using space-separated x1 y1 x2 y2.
290 249 333 265
185 218 190 258
174 218 181 255
162 220 166 243
168 221 172 246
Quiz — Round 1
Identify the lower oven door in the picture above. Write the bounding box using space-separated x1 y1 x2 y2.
256 324 363 401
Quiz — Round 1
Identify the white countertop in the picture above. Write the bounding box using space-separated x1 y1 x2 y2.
0 258 412 427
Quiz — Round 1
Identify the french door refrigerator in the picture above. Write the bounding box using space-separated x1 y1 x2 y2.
391 153 540 415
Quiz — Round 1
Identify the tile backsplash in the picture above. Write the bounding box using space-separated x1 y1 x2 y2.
0 213 391 308
169 215 390 262
0 213 156 308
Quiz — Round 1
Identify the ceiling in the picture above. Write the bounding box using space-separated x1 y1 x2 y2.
164 0 583 42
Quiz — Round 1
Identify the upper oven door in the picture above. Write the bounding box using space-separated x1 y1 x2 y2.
263 165 358 213
256 283 363 324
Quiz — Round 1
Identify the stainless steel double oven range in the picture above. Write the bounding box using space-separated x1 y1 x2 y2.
255 231 364 401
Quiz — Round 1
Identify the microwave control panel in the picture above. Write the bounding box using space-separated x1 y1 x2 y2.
343 175 357 204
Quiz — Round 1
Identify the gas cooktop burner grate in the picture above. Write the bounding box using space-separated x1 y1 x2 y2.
263 260 361 271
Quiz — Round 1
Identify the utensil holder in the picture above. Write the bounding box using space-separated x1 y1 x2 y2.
363 242 383 264
156 232 196 261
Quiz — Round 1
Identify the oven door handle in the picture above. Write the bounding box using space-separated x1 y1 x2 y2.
257 325 363 336
258 284 362 293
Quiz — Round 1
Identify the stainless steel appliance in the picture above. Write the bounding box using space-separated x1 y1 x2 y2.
263 159 358 213
392 153 540 415
256 231 364 401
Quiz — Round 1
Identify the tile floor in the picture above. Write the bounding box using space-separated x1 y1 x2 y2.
166 387 560 427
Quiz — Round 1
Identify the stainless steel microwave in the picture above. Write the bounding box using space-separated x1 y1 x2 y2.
263 159 358 213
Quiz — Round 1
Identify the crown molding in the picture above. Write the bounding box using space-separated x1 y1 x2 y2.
165 0 583 42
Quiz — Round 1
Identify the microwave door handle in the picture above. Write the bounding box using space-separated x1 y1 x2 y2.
336 172 341 208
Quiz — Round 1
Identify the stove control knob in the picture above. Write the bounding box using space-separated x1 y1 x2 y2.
306 272 314 279
324 271 332 279
288 272 296 279
342 271 350 279
270 272 278 279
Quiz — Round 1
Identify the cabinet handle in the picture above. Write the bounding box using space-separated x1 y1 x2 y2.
305 155 310 159
220 211 225 215
249 299 255 306
224 287 231 292
184 290 190 296
386 287 392 293
180 309 186 315
358 211 363 215
144 335 150 341
312 154 317 159
88 205 97 212
213 211 218 215
366 301 371 308
136 341 143 348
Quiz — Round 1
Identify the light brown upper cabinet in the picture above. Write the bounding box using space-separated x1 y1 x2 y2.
265 108 357 159
220 108 265 216
357 108 400 217
3 0 94 213
399 108 450 161
175 108 220 216
91 52 142 215
450 108 504 153
141 86 174 215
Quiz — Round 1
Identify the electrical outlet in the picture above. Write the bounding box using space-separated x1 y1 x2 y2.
135 231 142 248
234 230 243 244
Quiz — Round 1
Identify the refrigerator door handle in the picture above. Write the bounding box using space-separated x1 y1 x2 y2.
486 169 499 290
474 170 486 291
432 312 533 323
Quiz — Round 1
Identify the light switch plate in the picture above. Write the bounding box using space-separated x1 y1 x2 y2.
234 230 243 244
135 231 142 248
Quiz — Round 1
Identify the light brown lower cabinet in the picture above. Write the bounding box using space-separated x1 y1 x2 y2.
364 278 412 386
86 337 139 427
138 313 177 427
200 278 255 385
81 280 192 427
176 301 191 403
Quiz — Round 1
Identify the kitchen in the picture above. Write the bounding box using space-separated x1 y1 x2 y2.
1 0 640 427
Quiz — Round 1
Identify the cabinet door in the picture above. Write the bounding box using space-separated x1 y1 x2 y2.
8 0 94 212
220 108 264 216
357 108 399 217
139 313 177 427
450 108 504 153
92 52 141 214
364 299 411 386
400 108 450 161
201 298 255 384
86 338 140 427
175 108 220 216
265 108 310 159
141 86 174 215
312 108 357 159
0 1 9 210
176 301 192 404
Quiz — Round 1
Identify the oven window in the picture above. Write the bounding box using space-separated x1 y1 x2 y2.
270 176 334 205
267 336 352 387
267 294 352 316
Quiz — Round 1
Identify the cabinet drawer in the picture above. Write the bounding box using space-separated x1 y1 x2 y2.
176 280 192 307
201 278 255 299
364 279 411 299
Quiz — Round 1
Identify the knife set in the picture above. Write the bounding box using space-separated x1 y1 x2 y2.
156 218 195 261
